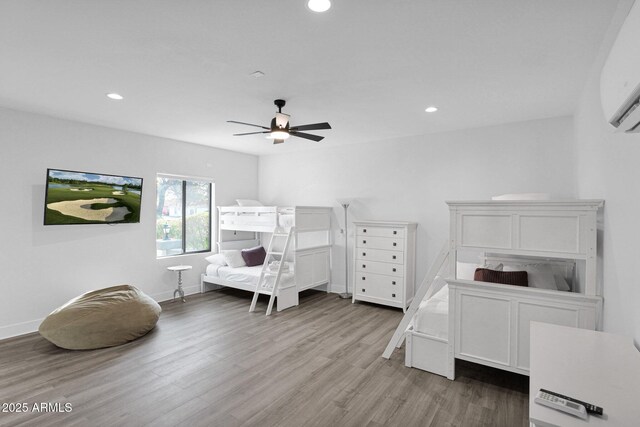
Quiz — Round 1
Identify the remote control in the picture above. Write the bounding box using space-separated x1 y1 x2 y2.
540 389 603 416
535 390 588 420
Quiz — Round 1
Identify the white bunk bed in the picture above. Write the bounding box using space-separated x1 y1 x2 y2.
201 205 332 311
401 199 604 379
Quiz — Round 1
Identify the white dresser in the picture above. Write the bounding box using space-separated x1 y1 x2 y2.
352 221 417 312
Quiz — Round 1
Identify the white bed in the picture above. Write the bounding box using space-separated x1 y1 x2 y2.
201 204 332 311
403 199 604 380
218 206 329 233
413 284 449 340
204 264 295 291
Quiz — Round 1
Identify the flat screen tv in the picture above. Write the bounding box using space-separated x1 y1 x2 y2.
44 168 143 225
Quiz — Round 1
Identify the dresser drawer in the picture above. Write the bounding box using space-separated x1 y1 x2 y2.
357 248 404 264
356 274 403 301
356 260 403 277
356 236 404 250
357 226 405 239
356 273 403 291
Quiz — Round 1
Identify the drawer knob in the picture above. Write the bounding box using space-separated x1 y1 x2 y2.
363 240 367 244
363 228 367 233
392 293 396 298
392 281 396 285
362 264 366 268
362 289 366 292
392 255 396 260
393 242 397 247
362 252 366 256
362 277 366 280
393 230 397 235
392 268 397 272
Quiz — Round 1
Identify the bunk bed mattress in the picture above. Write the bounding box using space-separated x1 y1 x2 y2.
218 210 295 228
205 264 294 287
414 285 449 339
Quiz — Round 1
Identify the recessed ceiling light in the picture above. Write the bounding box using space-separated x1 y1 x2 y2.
249 71 265 78
425 106 438 113
308 0 331 13
106 93 124 100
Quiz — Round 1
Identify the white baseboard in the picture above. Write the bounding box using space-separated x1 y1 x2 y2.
330 283 347 294
151 284 201 303
0 284 202 342
0 318 42 341
310 283 328 292
201 281 223 292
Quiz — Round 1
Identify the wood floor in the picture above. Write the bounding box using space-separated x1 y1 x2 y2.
0 289 529 427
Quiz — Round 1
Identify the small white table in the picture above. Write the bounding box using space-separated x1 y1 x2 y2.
529 322 640 426
167 265 192 302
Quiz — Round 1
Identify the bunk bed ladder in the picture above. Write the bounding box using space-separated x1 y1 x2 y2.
382 242 449 359
249 227 295 316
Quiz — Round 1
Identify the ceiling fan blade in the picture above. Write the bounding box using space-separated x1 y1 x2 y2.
290 131 324 142
273 139 285 144
289 122 331 132
227 120 269 130
233 131 270 136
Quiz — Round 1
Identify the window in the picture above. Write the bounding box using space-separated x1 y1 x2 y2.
156 175 212 257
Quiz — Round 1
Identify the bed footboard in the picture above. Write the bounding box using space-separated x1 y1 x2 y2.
405 328 452 379
295 246 330 292
448 280 602 376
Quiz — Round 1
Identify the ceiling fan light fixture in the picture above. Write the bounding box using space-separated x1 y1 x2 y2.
268 130 290 140
308 0 331 13
230 99 330 144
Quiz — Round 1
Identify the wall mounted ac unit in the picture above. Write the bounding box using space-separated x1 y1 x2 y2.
601 0 640 133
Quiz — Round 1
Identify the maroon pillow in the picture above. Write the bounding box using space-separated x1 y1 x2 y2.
474 268 528 287
241 246 266 267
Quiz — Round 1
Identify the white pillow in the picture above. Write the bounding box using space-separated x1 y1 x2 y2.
220 250 246 268
236 199 263 207
456 262 502 280
554 274 571 292
503 263 557 290
456 262 478 280
483 262 503 271
205 253 227 266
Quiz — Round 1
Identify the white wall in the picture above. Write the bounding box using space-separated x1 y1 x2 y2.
259 117 576 293
574 53 640 342
0 107 258 339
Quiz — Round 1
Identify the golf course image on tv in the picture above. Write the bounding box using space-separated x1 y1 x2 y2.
44 169 143 225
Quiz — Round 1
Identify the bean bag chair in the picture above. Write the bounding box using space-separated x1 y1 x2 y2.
39 285 161 350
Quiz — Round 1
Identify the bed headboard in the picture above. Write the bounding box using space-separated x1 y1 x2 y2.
217 239 260 251
447 199 603 295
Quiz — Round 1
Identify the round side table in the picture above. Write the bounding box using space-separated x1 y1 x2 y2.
167 265 192 302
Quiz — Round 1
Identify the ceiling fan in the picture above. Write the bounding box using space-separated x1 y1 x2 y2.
228 99 331 144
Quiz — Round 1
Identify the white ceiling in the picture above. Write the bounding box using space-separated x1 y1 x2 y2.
0 1 619 156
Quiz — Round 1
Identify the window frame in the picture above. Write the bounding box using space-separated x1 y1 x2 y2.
156 174 213 258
